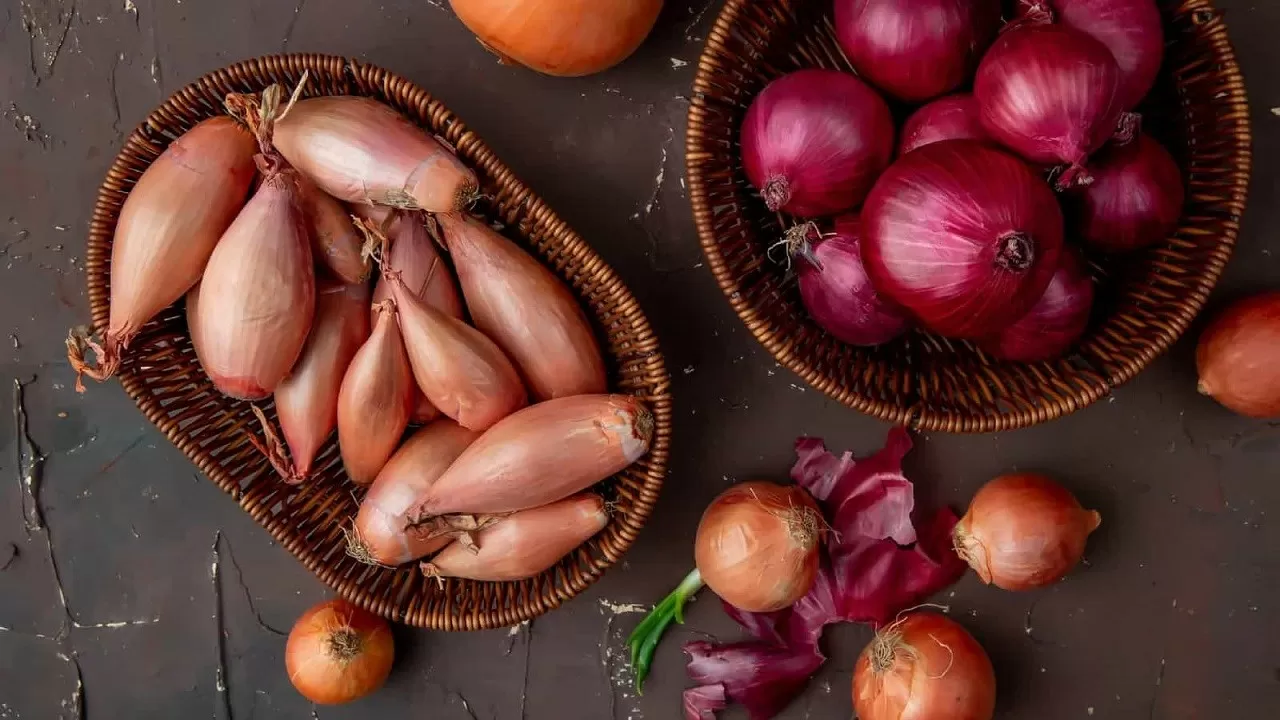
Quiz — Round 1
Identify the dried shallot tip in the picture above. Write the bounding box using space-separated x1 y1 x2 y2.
273 96 480 213
436 212 606 400
405 394 652 523
419 494 607 582
272 282 371 482
68 116 257 391
369 211 463 321
245 405 305 485
192 167 315 401
336 300 414 486
389 272 527 432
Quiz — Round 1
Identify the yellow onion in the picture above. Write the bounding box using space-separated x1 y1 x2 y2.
302 178 369 284
694 481 822 612
421 494 608 581
450 0 663 77
274 96 479 212
437 212 605 400
286 598 394 705
192 163 315 401
336 301 414 485
68 117 256 389
350 420 480 566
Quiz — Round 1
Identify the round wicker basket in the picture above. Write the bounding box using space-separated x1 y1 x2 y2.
85 55 672 629
687 0 1251 432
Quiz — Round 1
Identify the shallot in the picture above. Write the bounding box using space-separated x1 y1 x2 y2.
1196 292 1280 418
436 212 606 400
302 178 369 284
336 301 414 485
286 598 394 705
68 117 257 389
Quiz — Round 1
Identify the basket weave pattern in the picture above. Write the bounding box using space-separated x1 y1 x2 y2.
687 0 1251 432
86 55 672 629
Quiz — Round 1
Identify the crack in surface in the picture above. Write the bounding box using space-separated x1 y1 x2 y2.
280 0 308 51
220 535 287 636
211 532 233 720
14 377 46 533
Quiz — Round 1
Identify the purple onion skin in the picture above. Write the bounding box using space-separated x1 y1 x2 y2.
1073 133 1184 253
861 140 1065 339
899 94 989 155
834 0 1001 104
797 217 911 346
975 22 1123 184
741 69 896 217
1017 0 1164 110
980 247 1094 362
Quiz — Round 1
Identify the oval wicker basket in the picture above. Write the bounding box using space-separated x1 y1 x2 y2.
85 55 672 629
688 0 1251 432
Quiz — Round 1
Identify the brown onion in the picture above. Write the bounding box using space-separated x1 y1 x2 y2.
1195 292 1280 418
336 301 414 485
953 473 1100 591
302 178 369 284
854 612 996 720
286 598 394 705
406 394 652 525
262 283 371 483
390 273 526 431
350 420 480 566
274 96 479 212
694 481 822 613
192 162 315 400
421 494 608 581
437 212 606 400
68 117 257 390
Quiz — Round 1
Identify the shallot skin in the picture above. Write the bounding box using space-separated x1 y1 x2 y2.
336 303 415 486
193 166 315 401
354 420 480 566
406 394 653 523
302 179 369 284
422 494 608 581
274 96 479 213
437 212 606 400
1196 292 1280 419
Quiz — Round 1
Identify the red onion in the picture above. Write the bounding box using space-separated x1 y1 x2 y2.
833 0 1000 103
975 21 1124 188
898 94 989 155
1073 133 1184 253
979 248 1093 362
861 140 1064 339
1017 0 1164 110
741 70 895 217
792 217 910 346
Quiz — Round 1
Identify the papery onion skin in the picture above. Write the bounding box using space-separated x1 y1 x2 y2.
1073 133 1184 253
273 283 371 482
975 22 1123 187
979 248 1093 362
302 180 369 284
834 0 1000 103
795 217 910 347
695 481 822 613
899 94 989 155
72 118 257 387
853 612 995 720
274 96 479 212
286 598 394 705
422 494 608 581
406 394 652 523
353 420 480 566
194 165 315 400
741 69 895 217
450 0 662 77
861 140 1064 338
1018 0 1164 111
390 274 526 431
954 473 1101 591
437 212 606 400
1195 292 1280 419
337 302 414 486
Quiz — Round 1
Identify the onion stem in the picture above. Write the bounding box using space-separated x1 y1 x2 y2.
626 567 704 694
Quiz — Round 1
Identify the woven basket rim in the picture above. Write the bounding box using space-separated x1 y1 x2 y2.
84 53 672 629
686 0 1252 432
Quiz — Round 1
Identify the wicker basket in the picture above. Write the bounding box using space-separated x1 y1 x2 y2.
688 0 1251 432
85 55 672 629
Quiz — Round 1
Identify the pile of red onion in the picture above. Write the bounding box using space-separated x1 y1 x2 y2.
739 0 1184 363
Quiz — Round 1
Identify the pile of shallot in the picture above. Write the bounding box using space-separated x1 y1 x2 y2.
746 0 1184 363
68 78 652 597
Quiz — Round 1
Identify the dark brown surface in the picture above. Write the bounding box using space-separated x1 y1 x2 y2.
0 0 1277 718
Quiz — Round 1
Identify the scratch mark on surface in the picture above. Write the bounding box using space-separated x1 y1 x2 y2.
107 52 124 137
450 692 478 720
685 0 717 40
211 532 232 720
632 127 674 221
502 619 530 656
221 534 287 636
519 618 533 719
281 0 309 51
1147 655 1167 719
5 103 50 148
14 377 46 532
0 542 16 570
97 433 146 476
600 611 618 720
